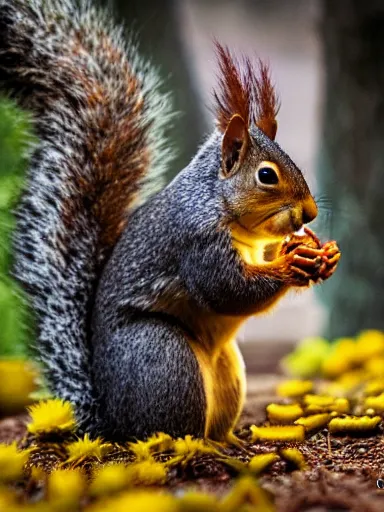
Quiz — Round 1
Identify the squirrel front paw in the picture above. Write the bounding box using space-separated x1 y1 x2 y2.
281 227 341 286
318 240 341 280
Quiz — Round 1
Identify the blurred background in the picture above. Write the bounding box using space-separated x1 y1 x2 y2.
1 0 384 407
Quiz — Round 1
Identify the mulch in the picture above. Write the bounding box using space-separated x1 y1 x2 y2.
1 344 384 511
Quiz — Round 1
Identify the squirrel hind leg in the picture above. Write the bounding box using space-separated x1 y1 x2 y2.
91 315 207 441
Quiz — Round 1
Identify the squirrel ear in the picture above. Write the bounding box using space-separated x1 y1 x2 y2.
221 114 250 177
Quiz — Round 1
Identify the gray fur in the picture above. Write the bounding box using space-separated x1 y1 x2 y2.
0 0 173 430
92 315 206 440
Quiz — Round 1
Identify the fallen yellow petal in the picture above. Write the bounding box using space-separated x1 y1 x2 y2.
364 393 384 413
250 425 305 442
221 476 274 512
354 330 384 363
321 338 356 378
364 379 384 396
295 413 331 432
329 415 381 433
303 394 334 407
266 403 303 423
248 453 279 475
303 395 349 414
305 402 349 415
280 448 307 470
329 398 350 414
277 380 313 398
364 358 384 376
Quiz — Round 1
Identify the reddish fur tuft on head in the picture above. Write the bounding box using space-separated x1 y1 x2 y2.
213 41 280 140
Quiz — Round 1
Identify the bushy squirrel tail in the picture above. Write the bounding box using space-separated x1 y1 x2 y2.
0 0 173 427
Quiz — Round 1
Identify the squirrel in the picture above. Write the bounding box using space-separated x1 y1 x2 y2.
0 0 340 442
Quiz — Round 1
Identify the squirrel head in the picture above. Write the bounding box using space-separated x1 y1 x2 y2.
214 43 317 240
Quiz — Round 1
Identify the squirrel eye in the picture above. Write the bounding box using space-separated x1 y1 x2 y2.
256 166 279 186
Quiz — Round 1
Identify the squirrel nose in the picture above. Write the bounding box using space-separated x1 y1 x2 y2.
302 197 318 224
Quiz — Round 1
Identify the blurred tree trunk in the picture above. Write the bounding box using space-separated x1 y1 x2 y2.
100 0 207 179
319 1 384 337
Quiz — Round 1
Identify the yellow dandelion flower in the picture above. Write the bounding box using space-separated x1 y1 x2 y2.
126 433 173 463
88 491 177 512
174 435 215 456
0 442 29 482
280 448 307 470
295 414 331 432
90 464 131 497
48 468 85 507
128 439 153 462
250 425 305 443
329 415 381 433
126 460 167 486
248 453 279 475
145 432 174 453
66 434 112 464
266 403 303 423
27 399 76 434
128 434 174 462
276 380 313 398
166 435 221 466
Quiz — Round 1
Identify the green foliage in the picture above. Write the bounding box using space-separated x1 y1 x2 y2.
0 97 35 357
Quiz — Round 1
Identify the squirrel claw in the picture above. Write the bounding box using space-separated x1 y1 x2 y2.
292 254 322 269
290 265 314 280
292 246 324 258
321 264 338 279
324 252 341 266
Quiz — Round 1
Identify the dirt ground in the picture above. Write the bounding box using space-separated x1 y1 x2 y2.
2 365 384 512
